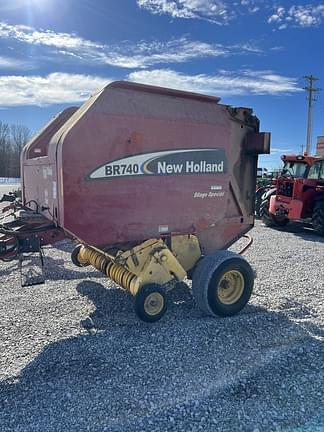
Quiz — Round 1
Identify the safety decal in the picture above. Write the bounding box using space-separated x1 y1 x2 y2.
88 148 226 180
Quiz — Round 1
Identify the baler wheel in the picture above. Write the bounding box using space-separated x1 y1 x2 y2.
260 198 289 227
192 251 254 317
71 244 89 267
134 284 167 322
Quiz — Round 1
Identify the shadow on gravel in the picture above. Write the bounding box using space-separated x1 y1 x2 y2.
76 281 197 331
44 256 104 281
51 240 73 252
0 281 323 432
263 221 324 243
0 255 104 281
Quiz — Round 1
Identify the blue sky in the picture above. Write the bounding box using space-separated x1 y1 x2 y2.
0 0 324 169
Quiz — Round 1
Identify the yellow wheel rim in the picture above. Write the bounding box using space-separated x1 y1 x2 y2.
217 270 245 305
144 292 164 316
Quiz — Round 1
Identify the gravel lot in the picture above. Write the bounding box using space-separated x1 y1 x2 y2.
0 184 323 432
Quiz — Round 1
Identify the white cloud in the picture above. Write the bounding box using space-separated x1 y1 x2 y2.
267 7 285 23
270 147 294 154
0 21 261 68
0 56 33 69
137 0 232 24
240 0 261 14
127 68 301 96
270 46 284 51
0 73 110 107
289 5 324 27
137 0 269 22
0 22 101 51
268 4 324 28
137 1 324 28
0 68 301 107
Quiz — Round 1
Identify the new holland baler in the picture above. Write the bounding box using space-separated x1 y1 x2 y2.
0 81 270 321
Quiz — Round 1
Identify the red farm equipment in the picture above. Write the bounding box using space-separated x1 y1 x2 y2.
255 154 316 217
260 154 324 234
0 81 270 322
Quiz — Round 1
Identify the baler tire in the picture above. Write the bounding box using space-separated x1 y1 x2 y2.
186 257 203 280
192 251 254 317
260 199 289 227
134 284 167 323
312 205 324 236
71 244 89 267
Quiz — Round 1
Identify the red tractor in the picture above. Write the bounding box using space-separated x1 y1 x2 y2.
255 155 313 217
260 154 324 235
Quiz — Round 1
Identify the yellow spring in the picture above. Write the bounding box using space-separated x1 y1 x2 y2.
78 246 139 294
79 247 109 273
106 262 138 292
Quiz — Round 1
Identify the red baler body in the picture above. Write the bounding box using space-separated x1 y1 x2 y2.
21 81 269 254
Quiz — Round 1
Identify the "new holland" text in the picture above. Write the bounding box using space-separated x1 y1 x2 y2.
157 160 224 174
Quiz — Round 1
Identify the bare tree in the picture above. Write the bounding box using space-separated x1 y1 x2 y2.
0 121 11 177
0 121 31 177
10 125 31 177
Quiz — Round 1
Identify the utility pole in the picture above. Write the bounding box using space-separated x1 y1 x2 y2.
303 75 321 155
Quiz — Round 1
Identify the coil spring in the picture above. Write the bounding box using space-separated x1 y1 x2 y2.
81 247 109 273
79 246 138 293
106 261 138 292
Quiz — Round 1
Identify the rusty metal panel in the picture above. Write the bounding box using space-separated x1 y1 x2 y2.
245 132 271 154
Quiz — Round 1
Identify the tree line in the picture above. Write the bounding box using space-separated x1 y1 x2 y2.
0 121 31 178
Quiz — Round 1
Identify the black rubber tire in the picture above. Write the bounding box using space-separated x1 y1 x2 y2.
192 250 254 317
134 284 167 323
71 244 89 267
255 187 268 218
260 198 289 227
312 204 324 236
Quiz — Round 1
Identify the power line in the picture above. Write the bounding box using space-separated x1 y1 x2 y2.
303 75 321 155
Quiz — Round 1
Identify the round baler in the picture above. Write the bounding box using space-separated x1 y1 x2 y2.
1 81 270 321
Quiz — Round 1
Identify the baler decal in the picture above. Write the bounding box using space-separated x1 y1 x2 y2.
88 148 226 180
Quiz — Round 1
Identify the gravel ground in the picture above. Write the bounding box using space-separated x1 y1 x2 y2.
0 185 323 432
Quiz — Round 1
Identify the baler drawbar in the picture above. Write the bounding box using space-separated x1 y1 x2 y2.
1 81 270 321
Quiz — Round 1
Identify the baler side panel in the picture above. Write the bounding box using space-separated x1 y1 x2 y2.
21 82 267 254
197 118 258 253
60 112 231 246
